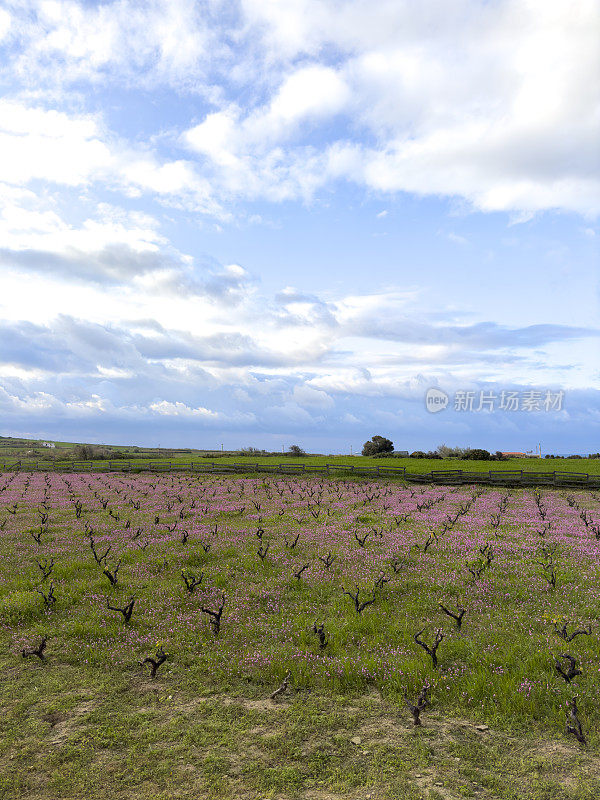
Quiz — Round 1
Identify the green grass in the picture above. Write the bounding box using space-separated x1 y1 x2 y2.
4 450 600 477
1 470 600 797
2 663 599 800
1 435 598 477
177 454 600 476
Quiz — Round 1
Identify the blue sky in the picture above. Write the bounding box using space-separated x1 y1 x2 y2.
0 0 598 454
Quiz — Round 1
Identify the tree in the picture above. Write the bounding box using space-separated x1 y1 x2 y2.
288 444 306 457
74 444 95 460
362 435 394 456
436 444 467 458
462 448 491 461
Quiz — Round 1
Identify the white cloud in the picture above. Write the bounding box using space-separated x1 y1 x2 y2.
185 64 350 158
0 99 222 216
263 401 322 426
258 65 350 135
0 0 597 450
148 400 219 419
6 0 217 89
0 8 10 42
182 0 600 216
0 101 112 186
292 384 334 409
0 196 166 256
447 232 468 246
1 1 597 217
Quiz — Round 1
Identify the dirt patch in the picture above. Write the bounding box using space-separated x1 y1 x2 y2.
222 695 287 713
412 773 463 799
41 710 65 727
47 700 95 746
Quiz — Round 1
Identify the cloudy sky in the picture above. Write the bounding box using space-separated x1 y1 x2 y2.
0 0 599 453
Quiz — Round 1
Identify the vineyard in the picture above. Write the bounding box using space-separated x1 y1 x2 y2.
1 471 600 799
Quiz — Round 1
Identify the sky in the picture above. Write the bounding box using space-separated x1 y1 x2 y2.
0 0 599 454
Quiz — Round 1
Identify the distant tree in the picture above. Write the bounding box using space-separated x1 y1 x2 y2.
462 448 491 461
73 444 121 460
288 445 306 457
436 444 468 458
362 435 394 456
74 444 94 460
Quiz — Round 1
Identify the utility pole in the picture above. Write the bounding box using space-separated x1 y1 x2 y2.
350 444 353 456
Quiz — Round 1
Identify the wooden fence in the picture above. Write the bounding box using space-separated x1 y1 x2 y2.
2 460 600 488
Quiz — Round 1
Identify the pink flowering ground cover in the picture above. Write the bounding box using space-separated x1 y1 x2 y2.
1 471 600 798
2 471 599 726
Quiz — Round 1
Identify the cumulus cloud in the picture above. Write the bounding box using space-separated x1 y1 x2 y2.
0 0 597 450
0 245 178 286
3 0 221 90
1 1 598 217
0 188 258 302
182 0 600 215
0 99 221 216
292 384 335 409
0 281 596 442
274 287 338 328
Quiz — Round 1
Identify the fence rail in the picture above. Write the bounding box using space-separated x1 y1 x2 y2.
2 460 600 488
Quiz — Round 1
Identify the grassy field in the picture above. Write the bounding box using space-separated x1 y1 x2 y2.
3 448 600 477
1 435 598 476
1 470 600 799
161 454 600 476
